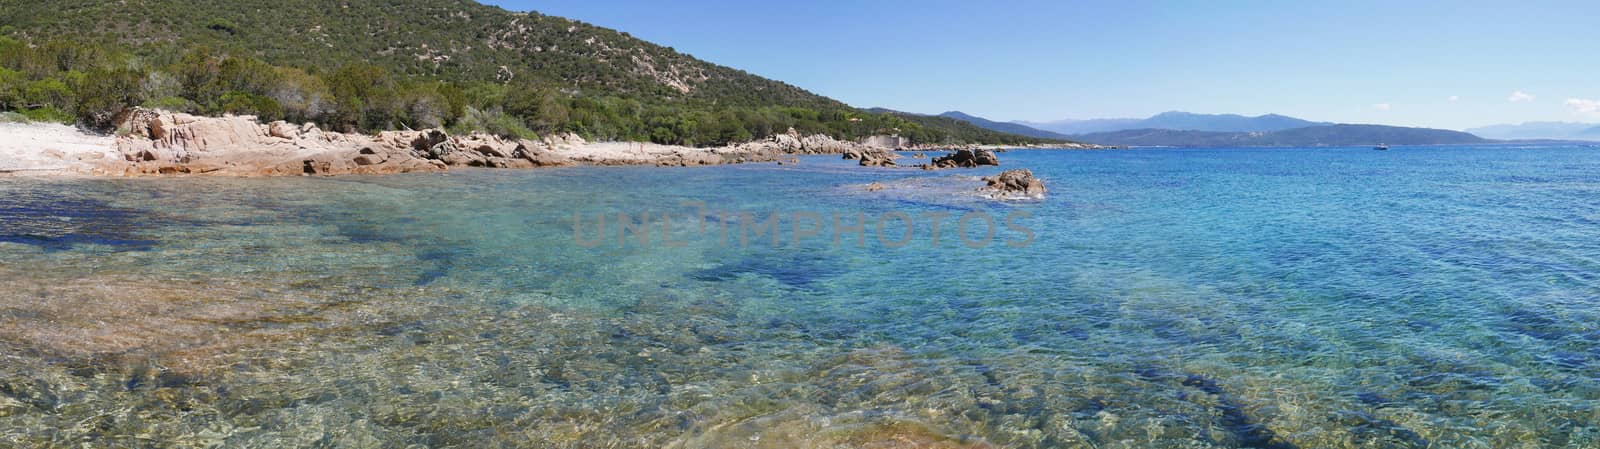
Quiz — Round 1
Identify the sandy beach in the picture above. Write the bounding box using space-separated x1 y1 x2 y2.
0 122 117 174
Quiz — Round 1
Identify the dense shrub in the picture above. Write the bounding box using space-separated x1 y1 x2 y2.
0 32 1055 144
74 68 146 128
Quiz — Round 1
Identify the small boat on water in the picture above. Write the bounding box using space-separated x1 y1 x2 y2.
1374 143 1389 151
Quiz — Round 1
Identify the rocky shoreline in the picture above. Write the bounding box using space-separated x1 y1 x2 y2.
1 109 1106 178
0 109 900 177
0 109 1071 197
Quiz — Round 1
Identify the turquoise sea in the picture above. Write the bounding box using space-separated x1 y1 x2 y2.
2 145 1599 448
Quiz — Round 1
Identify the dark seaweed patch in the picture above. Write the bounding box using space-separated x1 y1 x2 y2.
1133 365 1169 381
1180 373 1298 449
1077 397 1108 414
968 361 1004 388
305 207 409 245
157 371 199 389
0 196 160 251
1335 410 1430 448
414 248 458 286
333 220 393 244
689 250 842 290
1404 371 1500 392
1401 318 1439 332
1503 309 1565 341
377 320 427 337
1128 367 1296 448
1355 391 1393 407
0 379 61 412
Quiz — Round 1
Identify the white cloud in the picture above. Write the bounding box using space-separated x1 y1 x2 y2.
1373 103 1392 111
1508 90 1535 103
1566 98 1600 118
1448 95 1460 102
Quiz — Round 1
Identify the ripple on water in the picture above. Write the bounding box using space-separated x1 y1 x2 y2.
4 148 1600 448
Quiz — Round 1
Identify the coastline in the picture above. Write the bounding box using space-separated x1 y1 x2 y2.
0 110 1106 178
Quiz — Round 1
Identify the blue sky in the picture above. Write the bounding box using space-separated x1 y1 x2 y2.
483 0 1600 130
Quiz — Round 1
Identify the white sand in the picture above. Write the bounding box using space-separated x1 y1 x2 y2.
0 122 117 174
551 140 727 163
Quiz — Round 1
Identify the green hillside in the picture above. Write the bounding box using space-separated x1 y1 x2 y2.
0 0 1059 146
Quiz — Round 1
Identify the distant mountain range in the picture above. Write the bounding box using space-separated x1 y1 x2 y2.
934 112 1073 140
1017 111 1330 135
1013 118 1143 135
927 110 1490 147
1070 125 1486 147
1465 122 1600 141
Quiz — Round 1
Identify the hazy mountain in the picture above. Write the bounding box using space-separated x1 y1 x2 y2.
1137 111 1327 132
934 111 1072 140
1018 111 1327 135
1073 124 1486 147
1465 122 1600 141
1014 118 1144 135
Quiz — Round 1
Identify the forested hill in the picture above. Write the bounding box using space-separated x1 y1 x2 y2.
0 0 1059 146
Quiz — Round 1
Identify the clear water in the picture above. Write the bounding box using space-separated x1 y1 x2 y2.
2 145 1599 448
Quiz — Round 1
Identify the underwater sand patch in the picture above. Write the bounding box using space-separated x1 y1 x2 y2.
0 266 416 375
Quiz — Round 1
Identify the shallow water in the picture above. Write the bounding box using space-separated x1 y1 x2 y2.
2 145 1599 448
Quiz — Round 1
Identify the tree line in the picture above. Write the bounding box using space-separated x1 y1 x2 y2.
0 37 1052 146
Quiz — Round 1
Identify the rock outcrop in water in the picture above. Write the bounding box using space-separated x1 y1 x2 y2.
837 138 902 167
924 149 1000 169
857 149 901 167
981 169 1047 198
975 149 1001 166
858 152 895 167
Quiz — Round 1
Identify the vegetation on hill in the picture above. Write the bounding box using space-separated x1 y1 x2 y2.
0 0 1057 146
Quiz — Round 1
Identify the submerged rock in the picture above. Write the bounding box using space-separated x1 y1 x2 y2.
926 149 1000 169
858 149 899 167
982 169 1047 197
